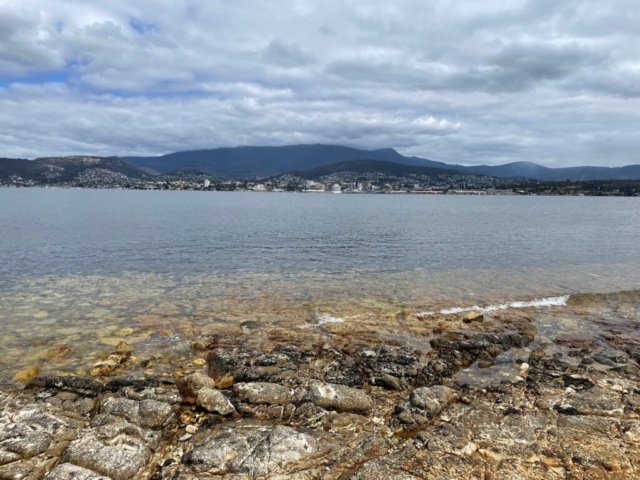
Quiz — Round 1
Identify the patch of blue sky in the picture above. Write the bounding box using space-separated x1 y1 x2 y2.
0 72 69 87
129 18 157 34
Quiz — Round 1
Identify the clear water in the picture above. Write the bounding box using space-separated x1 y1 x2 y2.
0 188 639 383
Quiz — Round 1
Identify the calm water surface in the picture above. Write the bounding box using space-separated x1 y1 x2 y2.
0 188 639 382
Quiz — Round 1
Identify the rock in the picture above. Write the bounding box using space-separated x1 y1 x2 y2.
25 376 103 396
97 396 174 430
176 373 216 398
115 341 132 352
180 421 334 477
215 374 235 389
196 388 235 415
99 397 139 424
12 366 40 383
192 358 206 367
463 311 484 323
103 377 159 392
138 399 174 429
393 386 459 430
61 432 151 480
44 463 111 480
233 382 290 405
0 422 52 464
305 381 373 414
557 387 624 417
528 347 546 366
207 349 240 379
91 349 130 377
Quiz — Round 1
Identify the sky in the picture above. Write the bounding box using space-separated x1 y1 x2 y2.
1 0 639 167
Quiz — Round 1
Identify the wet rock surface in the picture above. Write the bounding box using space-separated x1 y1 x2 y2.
3 291 640 479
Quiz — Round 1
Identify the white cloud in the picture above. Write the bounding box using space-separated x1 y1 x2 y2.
0 0 639 166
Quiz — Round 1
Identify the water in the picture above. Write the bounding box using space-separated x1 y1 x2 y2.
2 189 639 281
0 188 639 383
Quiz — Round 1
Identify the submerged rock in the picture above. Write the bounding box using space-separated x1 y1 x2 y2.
12 366 40 383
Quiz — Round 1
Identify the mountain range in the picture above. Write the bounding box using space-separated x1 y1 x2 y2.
2 144 639 182
124 145 640 181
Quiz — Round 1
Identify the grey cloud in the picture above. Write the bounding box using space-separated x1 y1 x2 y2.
0 0 640 167
318 24 336 36
261 39 316 68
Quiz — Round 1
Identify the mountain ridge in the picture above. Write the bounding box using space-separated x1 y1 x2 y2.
123 144 640 181
3 145 639 182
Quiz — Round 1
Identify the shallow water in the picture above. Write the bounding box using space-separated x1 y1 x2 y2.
0 189 639 384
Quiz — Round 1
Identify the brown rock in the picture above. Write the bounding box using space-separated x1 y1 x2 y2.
116 341 132 351
463 311 484 323
176 372 216 398
13 366 40 383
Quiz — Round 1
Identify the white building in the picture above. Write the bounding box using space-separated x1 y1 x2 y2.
204 179 210 188
332 183 342 193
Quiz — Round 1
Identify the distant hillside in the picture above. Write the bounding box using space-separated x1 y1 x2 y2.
459 161 640 181
124 144 640 181
0 156 148 182
5 145 639 182
291 159 463 179
123 144 431 177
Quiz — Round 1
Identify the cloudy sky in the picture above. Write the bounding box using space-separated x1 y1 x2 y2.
1 0 639 166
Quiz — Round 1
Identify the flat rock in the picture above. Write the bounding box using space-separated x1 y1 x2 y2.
181 421 334 477
44 463 111 480
61 432 150 480
558 387 624 417
233 382 290 405
305 382 373 414
25 376 103 396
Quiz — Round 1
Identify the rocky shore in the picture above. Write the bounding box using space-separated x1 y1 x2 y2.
2 292 640 479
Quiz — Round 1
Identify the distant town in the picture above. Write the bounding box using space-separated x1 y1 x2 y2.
3 168 640 196
1 155 639 196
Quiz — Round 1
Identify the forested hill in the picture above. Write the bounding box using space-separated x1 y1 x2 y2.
290 159 463 179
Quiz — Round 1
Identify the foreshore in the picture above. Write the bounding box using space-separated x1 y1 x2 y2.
2 291 640 479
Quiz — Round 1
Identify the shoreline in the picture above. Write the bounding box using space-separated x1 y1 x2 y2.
2 185 640 196
2 290 640 478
